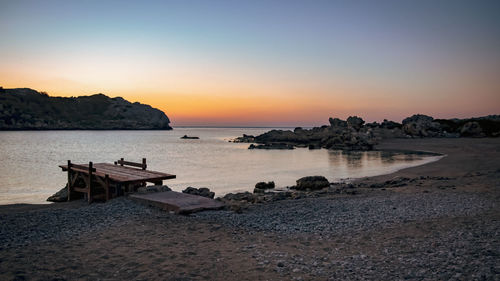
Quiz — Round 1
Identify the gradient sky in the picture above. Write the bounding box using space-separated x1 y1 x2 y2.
1 0 499 126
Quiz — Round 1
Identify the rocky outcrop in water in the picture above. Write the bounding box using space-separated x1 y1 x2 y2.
245 116 377 151
232 134 255 143
233 114 500 151
181 135 199 139
0 87 172 130
249 143 294 150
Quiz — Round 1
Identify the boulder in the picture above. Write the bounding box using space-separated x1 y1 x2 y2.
46 184 83 202
460 121 484 137
137 185 171 193
293 176 330 191
308 143 321 149
160 185 172 192
253 181 275 193
328 117 347 128
347 116 365 131
268 191 293 201
402 114 434 125
380 119 402 129
222 192 256 202
293 127 304 133
321 130 375 151
365 122 380 128
182 187 215 199
402 114 443 137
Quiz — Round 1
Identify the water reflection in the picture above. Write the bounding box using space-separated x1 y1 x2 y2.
327 149 440 179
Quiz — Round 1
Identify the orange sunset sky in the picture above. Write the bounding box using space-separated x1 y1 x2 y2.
1 0 499 126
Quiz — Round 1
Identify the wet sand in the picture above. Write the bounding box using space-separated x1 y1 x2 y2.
0 138 499 280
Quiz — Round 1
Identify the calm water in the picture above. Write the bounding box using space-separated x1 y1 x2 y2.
0 128 442 204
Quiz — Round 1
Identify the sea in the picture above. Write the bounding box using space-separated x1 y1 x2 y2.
0 128 442 205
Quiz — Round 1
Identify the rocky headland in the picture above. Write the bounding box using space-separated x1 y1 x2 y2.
233 114 500 150
0 87 172 130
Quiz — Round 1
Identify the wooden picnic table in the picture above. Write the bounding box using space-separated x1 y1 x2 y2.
59 158 176 203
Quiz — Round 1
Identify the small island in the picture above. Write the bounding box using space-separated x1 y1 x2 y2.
180 135 200 139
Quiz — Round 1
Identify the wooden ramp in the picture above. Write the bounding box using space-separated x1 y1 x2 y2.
130 191 225 214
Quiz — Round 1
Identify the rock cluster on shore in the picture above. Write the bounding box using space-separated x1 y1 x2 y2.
233 114 500 150
217 176 355 213
182 187 215 199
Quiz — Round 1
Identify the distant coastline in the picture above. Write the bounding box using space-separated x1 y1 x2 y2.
173 126 301 129
0 87 172 130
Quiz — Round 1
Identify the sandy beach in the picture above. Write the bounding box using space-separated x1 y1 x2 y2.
0 138 499 280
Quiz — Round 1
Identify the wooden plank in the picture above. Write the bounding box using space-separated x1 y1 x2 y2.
59 163 176 183
67 160 72 201
92 165 152 179
88 162 93 204
93 169 174 183
115 159 146 169
60 166 113 179
60 163 168 178
105 174 110 201
130 191 225 214
60 165 142 182
93 164 176 182
96 163 172 178
72 163 96 172
74 187 88 193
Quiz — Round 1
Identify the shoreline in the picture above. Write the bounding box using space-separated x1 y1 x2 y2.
0 137 499 280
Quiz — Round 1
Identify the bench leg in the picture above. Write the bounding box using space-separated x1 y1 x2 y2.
87 175 92 204
67 172 72 202
105 175 110 201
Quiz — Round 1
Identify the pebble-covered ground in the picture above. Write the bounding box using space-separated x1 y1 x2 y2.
194 191 496 236
1 190 498 280
0 198 170 248
195 191 500 280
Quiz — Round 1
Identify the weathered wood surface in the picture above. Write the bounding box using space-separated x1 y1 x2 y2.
115 158 147 170
130 191 225 214
60 163 176 183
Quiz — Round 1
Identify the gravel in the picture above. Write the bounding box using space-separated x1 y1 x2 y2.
194 191 499 280
194 191 496 236
0 198 167 248
247 210 500 280
1 191 498 280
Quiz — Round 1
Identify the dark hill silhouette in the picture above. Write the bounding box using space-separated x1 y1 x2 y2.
0 87 172 130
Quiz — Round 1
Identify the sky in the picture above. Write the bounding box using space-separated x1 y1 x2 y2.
1 0 499 126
